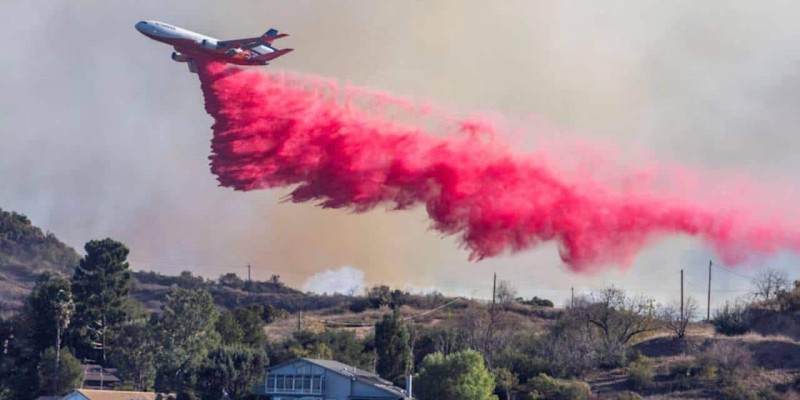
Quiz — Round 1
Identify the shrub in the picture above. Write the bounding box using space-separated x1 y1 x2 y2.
712 302 751 336
666 358 716 391
756 387 784 400
348 298 371 313
699 341 754 384
529 373 592 400
777 280 800 311
522 296 554 308
626 355 655 390
666 361 695 391
717 381 761 400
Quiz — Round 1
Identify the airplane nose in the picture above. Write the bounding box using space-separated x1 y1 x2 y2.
135 21 147 33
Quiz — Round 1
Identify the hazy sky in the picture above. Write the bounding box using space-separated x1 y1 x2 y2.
4 1 800 308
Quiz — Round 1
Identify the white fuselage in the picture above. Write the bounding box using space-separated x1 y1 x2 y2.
135 20 275 63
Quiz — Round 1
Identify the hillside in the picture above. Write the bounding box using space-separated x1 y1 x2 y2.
5 206 800 398
0 208 80 315
0 207 351 316
130 269 351 313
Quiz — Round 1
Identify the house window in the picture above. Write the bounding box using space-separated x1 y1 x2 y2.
266 374 324 394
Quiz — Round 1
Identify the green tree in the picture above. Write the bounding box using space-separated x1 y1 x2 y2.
25 273 74 360
375 311 411 385
233 306 267 347
154 287 220 396
36 347 83 396
196 345 268 400
415 350 497 400
3 273 74 398
110 320 159 390
215 310 245 345
494 368 518 400
289 342 334 360
218 273 245 289
262 305 288 323
70 238 132 363
283 330 374 370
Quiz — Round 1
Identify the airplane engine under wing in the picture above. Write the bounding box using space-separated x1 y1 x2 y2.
171 52 190 62
201 39 219 50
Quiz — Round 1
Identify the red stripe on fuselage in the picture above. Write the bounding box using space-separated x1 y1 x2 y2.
143 31 268 66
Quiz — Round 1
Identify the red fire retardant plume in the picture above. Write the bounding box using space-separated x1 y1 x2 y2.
197 62 800 271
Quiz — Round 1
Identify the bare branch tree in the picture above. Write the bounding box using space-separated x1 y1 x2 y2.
572 286 659 366
495 280 518 305
751 268 789 302
659 297 698 339
456 306 520 369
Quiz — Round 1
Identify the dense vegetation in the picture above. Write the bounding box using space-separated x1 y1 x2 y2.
0 209 80 270
3 209 800 399
0 209 80 315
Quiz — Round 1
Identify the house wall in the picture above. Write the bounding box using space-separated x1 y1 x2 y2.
351 380 399 398
322 372 352 400
61 393 88 400
262 360 404 400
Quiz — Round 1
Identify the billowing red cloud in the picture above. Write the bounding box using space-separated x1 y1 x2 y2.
198 62 800 271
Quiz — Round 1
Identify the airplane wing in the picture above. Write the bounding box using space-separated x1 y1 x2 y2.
218 28 288 49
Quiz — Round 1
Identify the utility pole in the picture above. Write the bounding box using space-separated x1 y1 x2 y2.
680 269 684 322
247 264 252 283
297 311 302 332
707 260 712 321
491 273 497 311
571 287 574 309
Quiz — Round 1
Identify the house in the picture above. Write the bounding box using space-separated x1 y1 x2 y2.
80 364 121 390
62 389 165 400
256 358 412 400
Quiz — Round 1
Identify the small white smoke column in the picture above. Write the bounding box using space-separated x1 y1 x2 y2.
302 266 366 295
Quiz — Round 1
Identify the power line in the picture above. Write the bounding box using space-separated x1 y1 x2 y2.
711 264 755 282
126 258 753 308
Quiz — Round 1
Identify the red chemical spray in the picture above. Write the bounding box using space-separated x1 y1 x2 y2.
198 62 800 271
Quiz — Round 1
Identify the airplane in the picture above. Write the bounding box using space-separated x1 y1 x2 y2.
135 20 293 73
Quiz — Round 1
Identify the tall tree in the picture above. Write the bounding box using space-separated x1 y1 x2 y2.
154 287 220 396
2 273 74 399
415 350 497 400
375 310 411 386
25 273 74 363
71 238 132 363
110 319 159 391
196 345 268 400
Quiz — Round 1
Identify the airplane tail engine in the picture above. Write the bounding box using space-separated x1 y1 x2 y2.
201 39 219 50
172 52 190 62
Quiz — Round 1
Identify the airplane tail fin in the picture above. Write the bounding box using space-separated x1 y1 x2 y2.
261 28 288 44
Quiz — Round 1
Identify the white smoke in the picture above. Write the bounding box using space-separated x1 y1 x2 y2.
302 266 366 295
